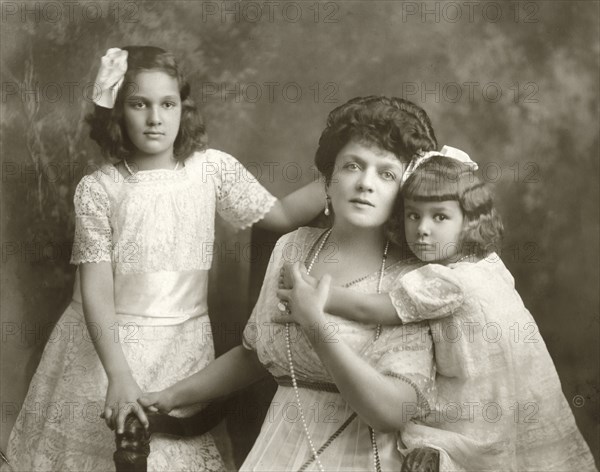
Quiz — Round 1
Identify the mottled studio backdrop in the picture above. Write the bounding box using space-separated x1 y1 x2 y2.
1 0 598 465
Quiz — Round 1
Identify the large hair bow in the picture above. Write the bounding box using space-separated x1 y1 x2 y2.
92 48 128 109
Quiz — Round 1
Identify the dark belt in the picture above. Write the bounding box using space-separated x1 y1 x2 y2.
275 375 340 393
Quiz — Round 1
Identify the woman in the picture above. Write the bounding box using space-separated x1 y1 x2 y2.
140 96 438 471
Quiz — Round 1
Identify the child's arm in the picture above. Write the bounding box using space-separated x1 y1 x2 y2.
325 272 463 324
278 262 464 326
139 345 268 413
276 263 401 325
79 262 149 433
326 287 401 325
257 180 326 232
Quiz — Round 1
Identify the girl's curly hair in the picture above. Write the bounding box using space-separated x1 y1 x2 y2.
86 46 206 161
401 156 504 257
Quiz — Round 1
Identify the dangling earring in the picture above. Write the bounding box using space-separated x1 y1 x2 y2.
324 195 331 216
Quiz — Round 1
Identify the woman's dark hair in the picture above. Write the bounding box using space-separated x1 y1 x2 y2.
315 96 438 185
401 156 504 257
86 46 206 161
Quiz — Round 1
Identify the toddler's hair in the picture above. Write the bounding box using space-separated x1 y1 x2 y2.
86 46 206 161
402 155 504 257
315 96 437 185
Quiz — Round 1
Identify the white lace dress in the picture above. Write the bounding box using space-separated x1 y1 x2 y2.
390 258 597 472
240 227 436 471
4 149 276 472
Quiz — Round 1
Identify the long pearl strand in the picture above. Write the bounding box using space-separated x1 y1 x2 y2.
284 229 388 472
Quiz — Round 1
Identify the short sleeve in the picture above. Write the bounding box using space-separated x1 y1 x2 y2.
70 175 112 264
389 264 465 324
364 323 436 419
242 228 304 351
242 298 261 351
242 316 258 351
242 231 293 351
212 150 277 230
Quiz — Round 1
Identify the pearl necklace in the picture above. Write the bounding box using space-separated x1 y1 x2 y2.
284 229 388 472
123 159 179 176
454 253 474 264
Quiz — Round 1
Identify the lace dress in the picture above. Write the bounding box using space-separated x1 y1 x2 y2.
240 227 436 471
390 257 597 472
4 149 276 472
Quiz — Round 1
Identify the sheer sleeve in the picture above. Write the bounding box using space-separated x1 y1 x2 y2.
211 150 277 230
70 174 112 264
364 323 436 419
389 264 465 324
242 231 297 351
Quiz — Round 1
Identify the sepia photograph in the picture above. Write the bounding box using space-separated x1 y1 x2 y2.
1 1 598 471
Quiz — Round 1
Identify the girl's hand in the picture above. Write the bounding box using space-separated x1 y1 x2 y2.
104 374 149 434
285 262 331 329
138 389 175 414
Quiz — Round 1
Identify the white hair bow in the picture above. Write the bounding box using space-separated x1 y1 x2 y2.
400 145 478 187
92 48 128 109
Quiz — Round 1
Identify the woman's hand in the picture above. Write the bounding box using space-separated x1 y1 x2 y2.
282 262 331 329
279 262 317 290
401 447 440 472
103 373 149 434
138 389 176 414
278 263 292 289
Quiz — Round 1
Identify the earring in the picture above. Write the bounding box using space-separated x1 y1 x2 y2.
324 196 331 216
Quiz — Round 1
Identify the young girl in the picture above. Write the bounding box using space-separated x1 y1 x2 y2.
4 46 324 471
278 149 598 471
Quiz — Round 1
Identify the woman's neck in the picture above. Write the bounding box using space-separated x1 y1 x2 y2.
329 224 387 254
308 223 389 286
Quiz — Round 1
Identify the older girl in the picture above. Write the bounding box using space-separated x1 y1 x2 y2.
4 46 324 471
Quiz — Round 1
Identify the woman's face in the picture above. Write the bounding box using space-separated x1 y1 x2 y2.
122 70 182 159
328 139 405 230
